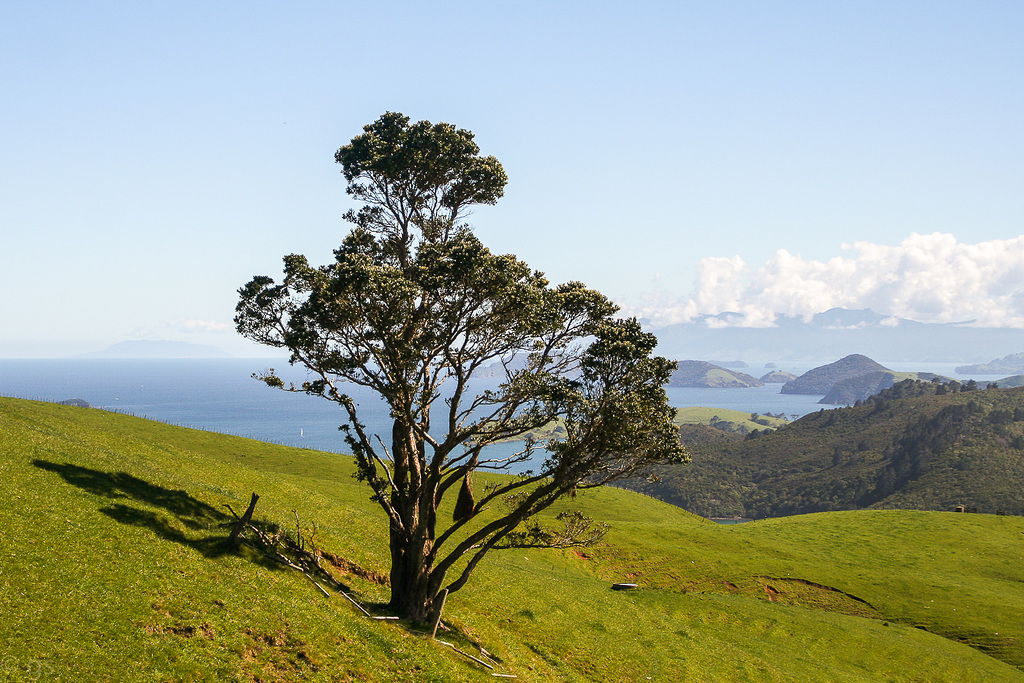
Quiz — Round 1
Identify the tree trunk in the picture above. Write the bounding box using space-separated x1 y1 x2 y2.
387 524 443 622
385 413 449 622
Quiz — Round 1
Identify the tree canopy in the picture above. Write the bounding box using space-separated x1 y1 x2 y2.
235 112 687 622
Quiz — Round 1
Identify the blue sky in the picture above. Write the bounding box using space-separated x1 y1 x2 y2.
2 1 1023 357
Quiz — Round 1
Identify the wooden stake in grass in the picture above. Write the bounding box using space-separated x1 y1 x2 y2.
228 492 259 545
431 588 449 639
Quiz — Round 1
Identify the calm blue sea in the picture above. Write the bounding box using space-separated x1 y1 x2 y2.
0 358 996 464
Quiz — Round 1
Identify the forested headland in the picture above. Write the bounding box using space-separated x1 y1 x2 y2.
620 380 1024 519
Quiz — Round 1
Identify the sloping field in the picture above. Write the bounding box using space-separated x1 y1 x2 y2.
2 397 1022 681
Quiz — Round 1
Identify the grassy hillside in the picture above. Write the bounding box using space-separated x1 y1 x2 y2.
497 407 786 444
627 383 1024 520
674 407 788 436
821 370 949 405
3 397 1024 681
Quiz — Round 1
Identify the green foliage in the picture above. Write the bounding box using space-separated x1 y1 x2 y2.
335 111 507 241
503 407 790 446
4 398 1024 680
622 384 1024 519
235 113 685 621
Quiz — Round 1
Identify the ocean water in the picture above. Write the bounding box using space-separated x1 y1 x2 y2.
0 359 545 470
0 358 998 464
2 358 400 454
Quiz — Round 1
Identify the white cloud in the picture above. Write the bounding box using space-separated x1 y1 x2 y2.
171 319 234 334
130 319 234 340
629 233 1024 329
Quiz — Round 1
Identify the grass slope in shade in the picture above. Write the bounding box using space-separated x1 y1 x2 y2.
1 397 1022 681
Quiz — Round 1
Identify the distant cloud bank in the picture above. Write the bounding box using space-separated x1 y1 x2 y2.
630 233 1024 328
131 319 234 339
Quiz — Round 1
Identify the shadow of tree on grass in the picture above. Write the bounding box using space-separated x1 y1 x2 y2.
31 461 502 642
32 459 242 559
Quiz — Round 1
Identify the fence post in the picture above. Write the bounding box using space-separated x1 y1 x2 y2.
431 588 449 639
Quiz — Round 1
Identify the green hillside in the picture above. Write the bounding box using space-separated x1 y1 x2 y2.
626 382 1024 520
674 407 788 436
820 370 948 405
497 407 785 444
3 397 1024 681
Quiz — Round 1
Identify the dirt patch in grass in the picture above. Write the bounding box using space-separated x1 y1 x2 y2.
758 576 882 618
241 625 321 681
320 550 389 586
144 620 217 639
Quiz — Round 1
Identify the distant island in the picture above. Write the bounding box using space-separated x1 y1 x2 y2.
781 354 950 405
760 370 797 383
957 352 1024 374
772 353 1024 405
59 398 91 408
648 307 1022 363
76 340 231 359
821 369 946 405
780 354 890 395
668 360 764 388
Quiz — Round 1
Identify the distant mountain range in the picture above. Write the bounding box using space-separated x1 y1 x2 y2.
76 340 230 359
957 353 1024 374
647 308 1023 363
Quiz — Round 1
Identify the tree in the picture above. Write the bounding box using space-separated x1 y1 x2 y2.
235 112 687 622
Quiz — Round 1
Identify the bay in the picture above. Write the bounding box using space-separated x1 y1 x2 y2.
0 358 998 469
0 359 533 470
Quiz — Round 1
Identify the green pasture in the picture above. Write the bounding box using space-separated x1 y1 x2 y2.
2 397 1021 681
673 406 789 430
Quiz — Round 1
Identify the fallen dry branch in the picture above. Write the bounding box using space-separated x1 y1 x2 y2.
436 640 516 678
223 498 405 622
225 497 511 675
436 640 494 670
224 500 350 592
